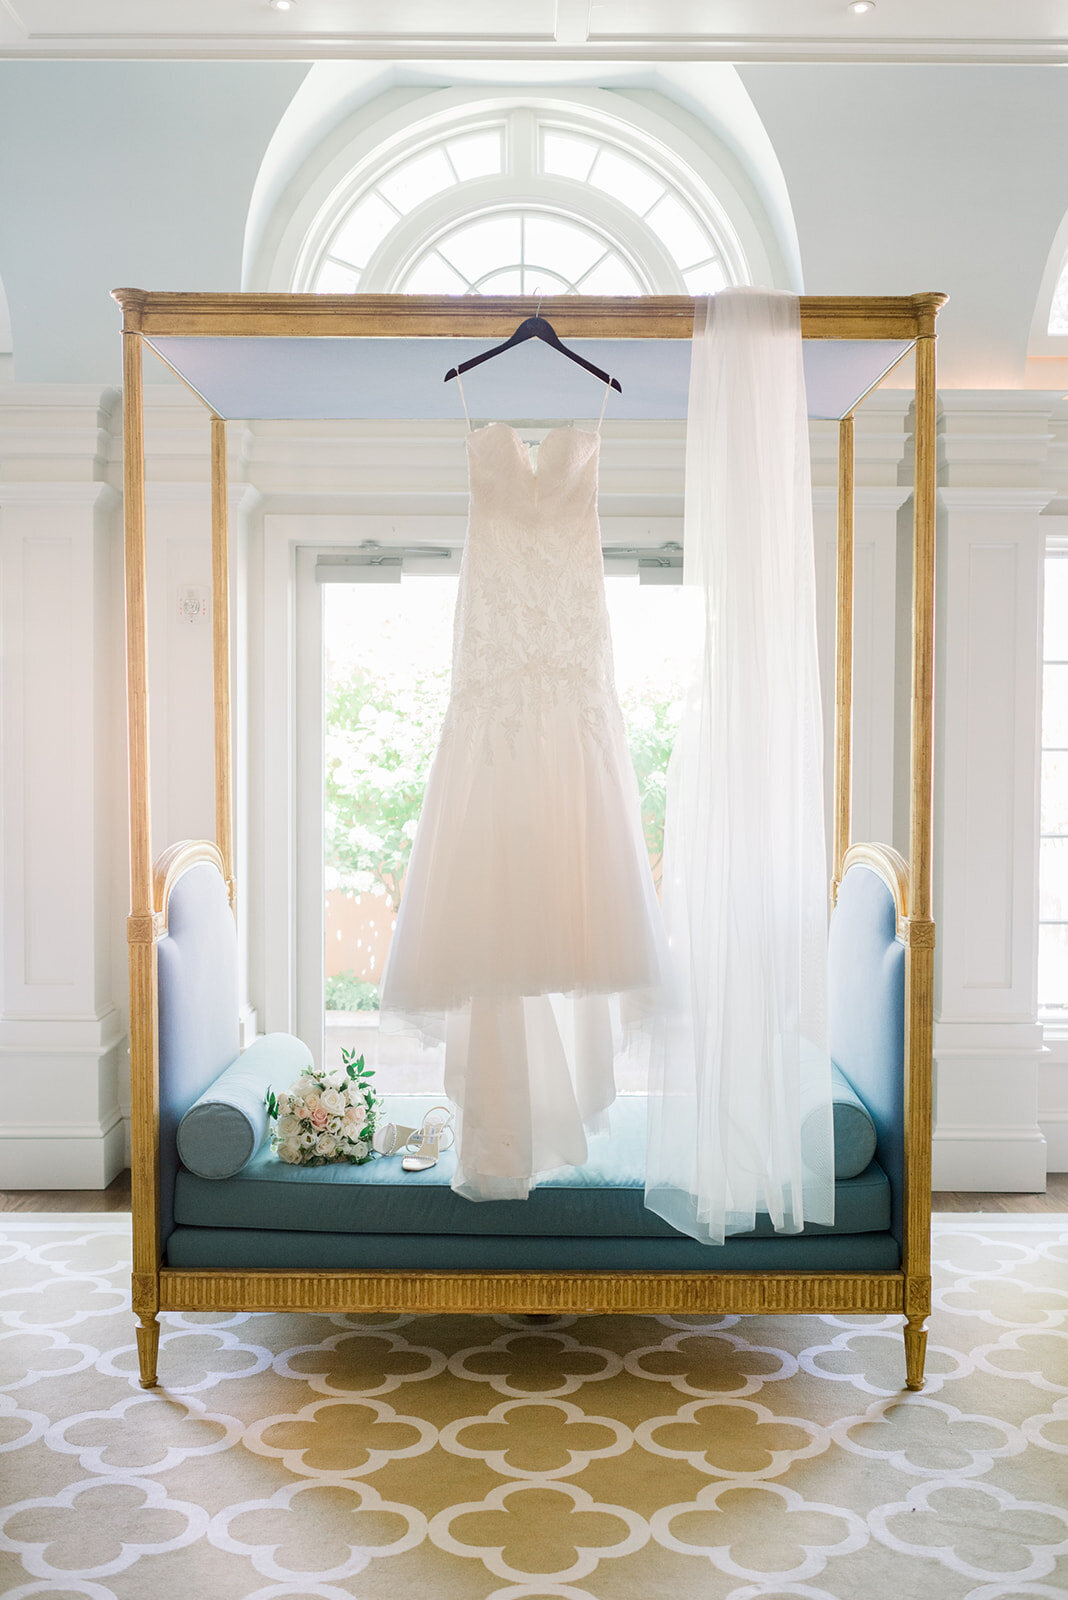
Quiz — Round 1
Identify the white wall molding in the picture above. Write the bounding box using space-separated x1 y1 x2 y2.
1039 1032 1068 1173
935 1018 1045 1053
0 470 125 1188
0 483 120 507
1039 1114 1068 1171
811 485 912 511
932 398 1055 1188
938 393 1057 490
0 1008 126 1187
929 1126 1050 1192
809 394 913 492
940 487 1055 512
0 386 119 483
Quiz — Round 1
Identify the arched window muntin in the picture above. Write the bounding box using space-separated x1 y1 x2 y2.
333 182 677 296
1028 208 1068 358
1049 260 1068 336
293 98 751 298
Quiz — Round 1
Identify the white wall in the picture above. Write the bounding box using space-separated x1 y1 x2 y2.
739 65 1068 389
0 387 125 1184
0 62 306 382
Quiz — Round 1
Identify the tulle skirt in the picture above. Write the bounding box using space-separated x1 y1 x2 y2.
380 698 669 1199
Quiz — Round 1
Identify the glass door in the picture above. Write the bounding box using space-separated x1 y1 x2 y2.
306 547 695 1093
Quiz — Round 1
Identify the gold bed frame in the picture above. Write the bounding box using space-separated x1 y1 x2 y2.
113 290 945 1390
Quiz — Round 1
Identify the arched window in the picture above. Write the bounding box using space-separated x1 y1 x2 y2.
1049 261 1068 335
295 102 750 298
1028 208 1068 359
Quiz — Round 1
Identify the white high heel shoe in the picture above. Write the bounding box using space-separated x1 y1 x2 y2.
372 1119 418 1157
401 1105 455 1172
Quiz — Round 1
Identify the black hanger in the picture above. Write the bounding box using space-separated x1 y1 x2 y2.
444 314 622 393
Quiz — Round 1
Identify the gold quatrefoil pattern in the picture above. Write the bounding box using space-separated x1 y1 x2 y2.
0 1216 1065 1598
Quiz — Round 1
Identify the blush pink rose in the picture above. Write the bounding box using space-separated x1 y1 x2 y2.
310 1106 329 1129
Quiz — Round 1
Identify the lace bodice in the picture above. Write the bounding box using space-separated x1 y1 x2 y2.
447 422 619 752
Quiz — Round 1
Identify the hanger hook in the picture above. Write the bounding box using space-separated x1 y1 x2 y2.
533 285 543 318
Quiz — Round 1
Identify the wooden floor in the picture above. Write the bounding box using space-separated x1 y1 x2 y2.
1 1169 1066 1214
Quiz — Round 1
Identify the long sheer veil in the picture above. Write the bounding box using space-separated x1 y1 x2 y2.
645 288 836 1244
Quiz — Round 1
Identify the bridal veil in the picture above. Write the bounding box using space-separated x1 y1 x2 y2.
646 288 836 1244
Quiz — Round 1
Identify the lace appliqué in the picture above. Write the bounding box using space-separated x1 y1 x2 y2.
447 424 621 766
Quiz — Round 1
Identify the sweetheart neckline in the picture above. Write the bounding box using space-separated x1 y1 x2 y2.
467 420 600 460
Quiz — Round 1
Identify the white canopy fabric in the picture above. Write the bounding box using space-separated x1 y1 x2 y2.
145 333 913 422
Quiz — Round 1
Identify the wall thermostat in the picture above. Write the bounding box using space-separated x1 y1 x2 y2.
177 586 209 625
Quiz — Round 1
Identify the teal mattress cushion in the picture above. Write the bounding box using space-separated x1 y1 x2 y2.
173 1093 890 1240
176 1032 312 1179
166 1226 900 1273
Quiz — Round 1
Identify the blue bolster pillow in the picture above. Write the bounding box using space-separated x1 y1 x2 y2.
828 1062 879 1177
799 1038 878 1180
176 1032 313 1179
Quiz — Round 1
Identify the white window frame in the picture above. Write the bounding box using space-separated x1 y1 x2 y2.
299 100 747 296
276 518 682 1068
250 88 785 297
282 526 468 1067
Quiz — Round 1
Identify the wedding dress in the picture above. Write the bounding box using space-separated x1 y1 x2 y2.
380 400 670 1201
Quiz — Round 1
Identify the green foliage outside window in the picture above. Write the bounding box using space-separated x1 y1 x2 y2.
325 664 450 911
324 662 679 1011
324 971 382 1013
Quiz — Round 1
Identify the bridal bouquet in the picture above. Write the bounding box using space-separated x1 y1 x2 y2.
265 1047 379 1166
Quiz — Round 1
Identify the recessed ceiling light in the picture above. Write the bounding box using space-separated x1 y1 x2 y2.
848 1 875 12
268 0 294 11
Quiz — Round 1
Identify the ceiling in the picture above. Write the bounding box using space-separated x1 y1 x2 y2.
1 0 1066 62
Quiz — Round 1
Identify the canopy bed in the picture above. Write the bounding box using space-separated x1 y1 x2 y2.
112 288 945 1393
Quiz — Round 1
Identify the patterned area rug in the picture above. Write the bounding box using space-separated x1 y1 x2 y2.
0 1215 1065 1600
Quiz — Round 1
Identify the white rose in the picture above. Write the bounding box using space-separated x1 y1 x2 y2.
276 1092 291 1116
277 1139 301 1164
327 1069 348 1092
320 1087 344 1115
315 1131 336 1156
277 1114 299 1139
298 1128 316 1149
328 1116 343 1136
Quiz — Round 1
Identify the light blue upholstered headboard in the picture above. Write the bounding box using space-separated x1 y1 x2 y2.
157 860 240 1249
827 860 907 1244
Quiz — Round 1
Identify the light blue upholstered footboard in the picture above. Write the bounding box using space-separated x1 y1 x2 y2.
157 862 239 1247
828 861 907 1243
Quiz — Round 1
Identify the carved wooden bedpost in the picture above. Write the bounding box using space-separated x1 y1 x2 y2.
119 306 162 1388
211 416 236 911
902 294 942 1389
832 411 855 904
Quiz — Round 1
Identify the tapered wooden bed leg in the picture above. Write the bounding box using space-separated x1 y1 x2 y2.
904 1312 928 1390
135 1310 160 1389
